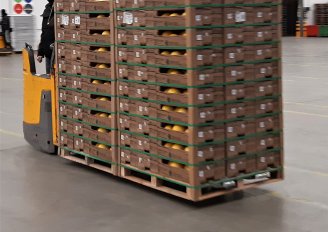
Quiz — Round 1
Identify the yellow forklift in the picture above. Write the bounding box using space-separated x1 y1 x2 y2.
0 35 12 55
22 43 58 153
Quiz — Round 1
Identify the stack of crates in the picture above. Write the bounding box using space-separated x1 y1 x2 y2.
315 4 328 37
56 0 118 175
55 0 283 201
115 0 283 201
315 4 328 26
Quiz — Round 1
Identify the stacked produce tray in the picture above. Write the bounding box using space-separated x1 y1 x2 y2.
115 0 283 201
315 4 328 26
55 0 284 201
56 0 118 175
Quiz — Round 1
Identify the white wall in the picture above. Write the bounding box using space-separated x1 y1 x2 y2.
1 0 47 47
304 0 328 25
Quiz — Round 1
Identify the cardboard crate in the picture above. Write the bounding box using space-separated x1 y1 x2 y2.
82 94 113 112
118 81 224 105
83 141 115 162
114 0 213 9
120 149 225 185
59 104 73 118
82 110 115 128
226 133 281 157
57 43 82 60
116 8 223 27
81 50 112 65
120 132 226 164
59 134 74 150
82 0 111 12
58 60 82 75
226 156 257 178
119 98 225 124
119 115 225 144
59 118 74 134
117 47 224 67
81 78 112 95
81 65 112 79
117 64 224 86
83 125 114 144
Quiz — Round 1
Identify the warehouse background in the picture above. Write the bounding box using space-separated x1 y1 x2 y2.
1 0 327 41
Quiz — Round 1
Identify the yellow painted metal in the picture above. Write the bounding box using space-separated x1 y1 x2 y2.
0 36 5 49
23 48 58 146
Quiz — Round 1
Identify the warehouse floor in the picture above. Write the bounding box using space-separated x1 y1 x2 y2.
1 37 328 232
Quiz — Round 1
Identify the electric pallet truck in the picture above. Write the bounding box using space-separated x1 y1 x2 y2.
23 43 58 153
0 34 12 55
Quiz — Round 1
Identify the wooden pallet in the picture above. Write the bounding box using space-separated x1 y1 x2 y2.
59 148 118 175
59 148 282 201
120 164 283 202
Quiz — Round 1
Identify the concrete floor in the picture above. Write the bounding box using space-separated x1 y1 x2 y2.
0 37 328 232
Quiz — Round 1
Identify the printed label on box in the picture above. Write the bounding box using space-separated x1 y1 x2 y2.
61 15 69 26
198 151 204 157
197 55 203 61
123 12 134 25
74 16 80 25
199 171 204 178
198 74 206 80
231 70 237 76
196 34 203 41
235 11 246 23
